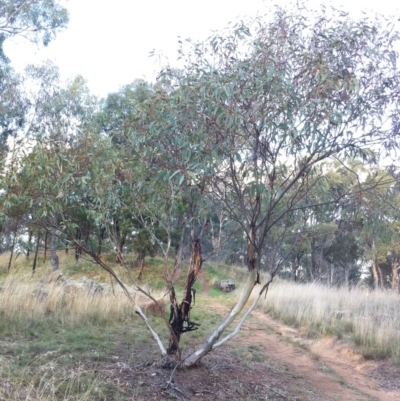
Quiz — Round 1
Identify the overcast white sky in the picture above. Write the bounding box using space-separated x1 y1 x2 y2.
3 0 400 98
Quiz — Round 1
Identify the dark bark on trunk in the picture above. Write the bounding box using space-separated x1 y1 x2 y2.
167 238 202 354
310 238 317 281
120 235 126 261
43 230 48 263
75 228 82 262
8 233 16 273
26 230 33 258
32 233 41 274
97 227 106 256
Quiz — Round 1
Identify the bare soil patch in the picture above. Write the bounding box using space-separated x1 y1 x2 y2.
99 344 319 400
243 309 400 401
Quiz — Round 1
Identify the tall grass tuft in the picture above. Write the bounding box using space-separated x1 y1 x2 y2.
0 265 158 332
257 281 400 363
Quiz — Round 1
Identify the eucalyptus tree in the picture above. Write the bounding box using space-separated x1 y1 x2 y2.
0 0 68 46
119 80 217 355
96 80 156 263
0 0 69 162
354 166 400 289
0 64 25 163
2 67 98 271
0 0 68 251
157 5 400 366
297 161 363 284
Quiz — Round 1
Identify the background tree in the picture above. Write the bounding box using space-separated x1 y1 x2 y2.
0 0 69 159
2 67 97 271
0 0 68 46
0 0 69 263
356 167 400 289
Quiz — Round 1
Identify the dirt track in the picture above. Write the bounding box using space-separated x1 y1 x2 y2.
235 307 400 401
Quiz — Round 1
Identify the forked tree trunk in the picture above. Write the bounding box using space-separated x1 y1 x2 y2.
167 238 202 354
183 265 257 367
182 225 258 367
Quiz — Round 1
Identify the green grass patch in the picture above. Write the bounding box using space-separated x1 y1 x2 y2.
0 315 160 400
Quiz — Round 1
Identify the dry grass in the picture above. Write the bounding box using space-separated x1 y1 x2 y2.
0 269 140 327
0 251 168 324
0 258 168 401
257 280 400 362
